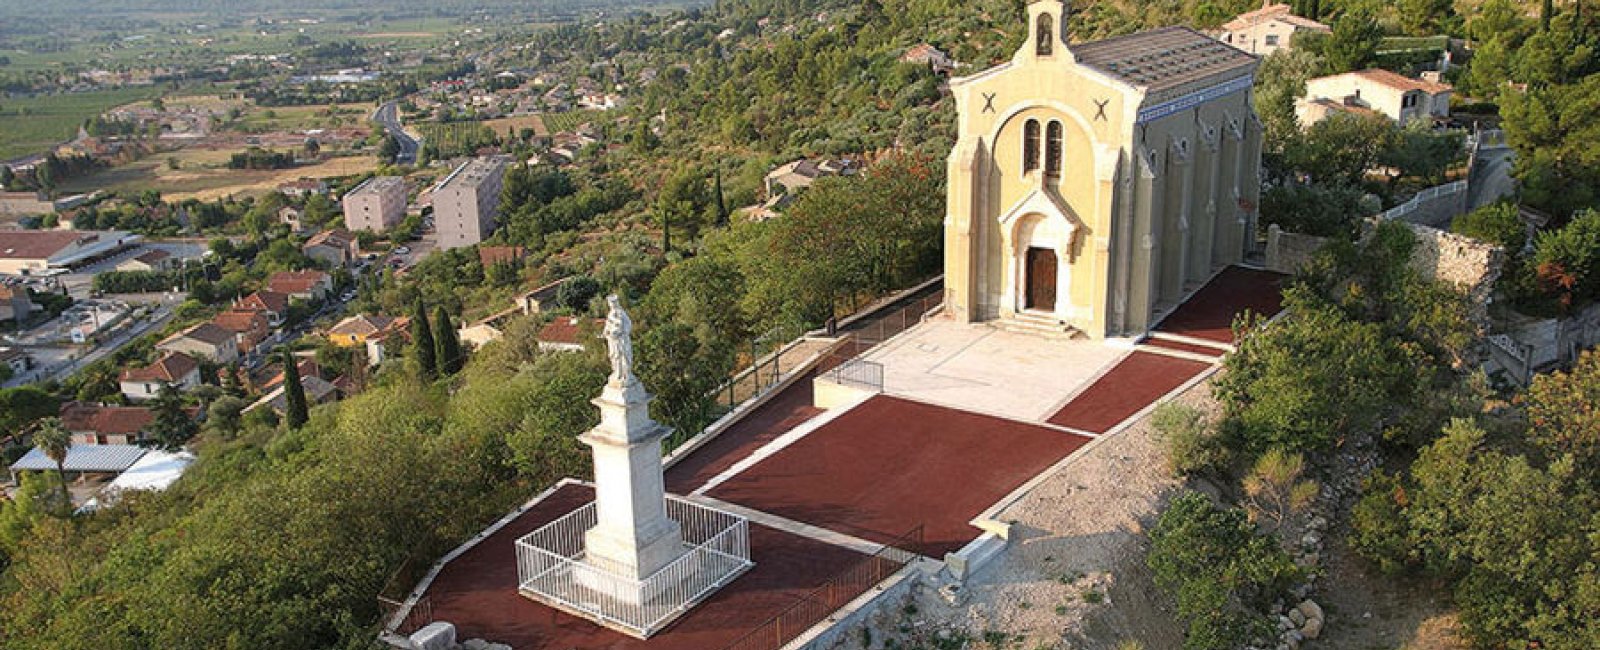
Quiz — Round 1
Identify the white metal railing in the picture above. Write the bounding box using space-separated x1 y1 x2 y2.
516 496 752 638
1378 180 1467 222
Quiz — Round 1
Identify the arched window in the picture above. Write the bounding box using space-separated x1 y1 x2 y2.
1045 121 1063 177
1036 13 1054 57
1023 119 1041 174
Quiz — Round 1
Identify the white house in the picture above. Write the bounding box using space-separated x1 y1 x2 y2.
119 351 202 401
1297 69 1453 126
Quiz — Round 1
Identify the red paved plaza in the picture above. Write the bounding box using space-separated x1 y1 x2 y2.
1046 351 1212 433
1155 266 1287 343
705 395 1093 557
420 483 871 650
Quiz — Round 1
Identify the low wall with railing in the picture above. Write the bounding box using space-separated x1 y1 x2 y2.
1377 180 1468 228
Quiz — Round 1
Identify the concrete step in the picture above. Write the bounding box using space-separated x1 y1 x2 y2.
992 314 1086 341
1148 331 1234 354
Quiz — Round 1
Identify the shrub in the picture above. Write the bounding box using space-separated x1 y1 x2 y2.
1148 492 1299 650
1152 402 1228 477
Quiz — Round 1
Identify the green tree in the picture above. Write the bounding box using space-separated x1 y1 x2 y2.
1398 0 1453 36
0 386 58 437
434 306 463 375
281 348 309 429
146 383 197 450
411 299 437 379
1452 201 1526 251
638 322 734 445
29 417 71 507
1321 10 1382 73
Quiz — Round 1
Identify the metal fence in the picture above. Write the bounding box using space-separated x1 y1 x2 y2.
714 340 805 412
718 526 924 650
821 358 884 393
515 497 753 638
376 558 434 637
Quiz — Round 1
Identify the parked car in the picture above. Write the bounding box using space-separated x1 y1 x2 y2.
394 246 411 255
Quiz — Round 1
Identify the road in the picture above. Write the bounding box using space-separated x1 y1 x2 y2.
373 101 419 165
1468 146 1516 211
3 303 176 388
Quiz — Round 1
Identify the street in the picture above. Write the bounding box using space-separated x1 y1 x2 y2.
372 101 419 165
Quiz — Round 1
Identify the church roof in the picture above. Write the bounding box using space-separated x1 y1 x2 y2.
1073 26 1257 93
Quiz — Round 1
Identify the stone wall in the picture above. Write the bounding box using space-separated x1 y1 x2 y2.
1263 221 1504 326
1263 225 1330 275
1404 223 1504 322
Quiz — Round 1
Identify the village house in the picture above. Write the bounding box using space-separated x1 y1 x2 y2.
1216 2 1330 56
944 2 1262 338
266 270 333 303
115 249 173 273
277 178 329 198
118 351 201 402
156 322 240 365
901 43 957 74
279 205 307 233
1297 69 1453 126
247 356 320 394
0 285 35 326
326 313 408 348
302 228 359 267
234 290 289 327
245 374 339 416
60 402 156 446
210 309 272 358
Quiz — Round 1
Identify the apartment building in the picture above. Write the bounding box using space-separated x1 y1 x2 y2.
341 176 408 233
432 159 507 250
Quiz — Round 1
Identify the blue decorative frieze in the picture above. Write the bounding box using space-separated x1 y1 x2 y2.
1136 75 1255 125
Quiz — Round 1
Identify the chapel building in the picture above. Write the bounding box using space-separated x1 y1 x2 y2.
944 0 1264 339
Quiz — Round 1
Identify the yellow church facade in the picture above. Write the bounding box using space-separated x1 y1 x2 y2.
944 0 1264 340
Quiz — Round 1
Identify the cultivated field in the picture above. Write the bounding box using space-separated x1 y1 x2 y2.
0 86 162 160
541 110 604 133
231 102 376 134
57 149 377 201
483 114 549 138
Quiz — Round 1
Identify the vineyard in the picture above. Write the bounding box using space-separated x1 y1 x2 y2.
416 121 500 158
540 110 603 133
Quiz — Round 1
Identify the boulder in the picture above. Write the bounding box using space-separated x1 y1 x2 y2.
409 622 456 650
1288 608 1305 626
1296 599 1324 624
1302 616 1324 640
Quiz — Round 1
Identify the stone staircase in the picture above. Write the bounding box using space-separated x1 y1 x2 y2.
992 312 1086 341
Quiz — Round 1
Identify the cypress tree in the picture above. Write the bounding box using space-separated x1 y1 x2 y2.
412 299 437 379
714 168 729 227
1544 0 1555 31
281 348 309 429
434 306 463 375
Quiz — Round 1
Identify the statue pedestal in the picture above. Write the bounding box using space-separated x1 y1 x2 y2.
576 377 687 603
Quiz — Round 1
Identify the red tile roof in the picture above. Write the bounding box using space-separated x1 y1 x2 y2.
236 290 289 314
120 351 198 383
333 314 405 337
1348 68 1453 94
162 322 235 347
267 270 331 295
59 402 156 435
304 228 356 250
211 309 267 334
536 317 601 345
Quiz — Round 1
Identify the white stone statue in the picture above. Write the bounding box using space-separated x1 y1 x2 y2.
603 294 635 385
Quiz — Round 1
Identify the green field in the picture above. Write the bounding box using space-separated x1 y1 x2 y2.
0 86 161 160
